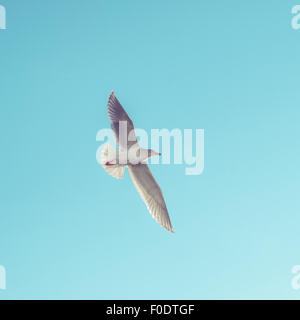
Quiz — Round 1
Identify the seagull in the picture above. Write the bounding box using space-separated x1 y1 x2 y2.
101 91 174 233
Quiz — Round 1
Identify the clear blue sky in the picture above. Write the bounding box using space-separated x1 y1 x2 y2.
1 0 300 299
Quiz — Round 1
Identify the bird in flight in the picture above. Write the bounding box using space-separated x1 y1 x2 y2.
101 91 174 233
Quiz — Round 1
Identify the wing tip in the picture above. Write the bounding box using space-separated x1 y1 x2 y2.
163 223 175 233
168 226 175 233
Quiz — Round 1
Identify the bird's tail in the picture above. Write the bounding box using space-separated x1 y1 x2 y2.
101 143 125 179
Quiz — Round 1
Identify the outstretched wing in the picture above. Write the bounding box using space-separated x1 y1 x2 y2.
128 164 174 233
107 92 137 150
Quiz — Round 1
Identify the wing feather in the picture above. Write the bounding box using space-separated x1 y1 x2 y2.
107 92 137 150
128 164 174 232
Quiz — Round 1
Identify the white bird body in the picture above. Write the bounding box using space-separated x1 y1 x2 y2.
102 144 152 166
101 92 174 233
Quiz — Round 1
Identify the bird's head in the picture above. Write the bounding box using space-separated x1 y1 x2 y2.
148 149 162 158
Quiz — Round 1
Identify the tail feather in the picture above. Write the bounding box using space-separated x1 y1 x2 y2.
101 144 125 179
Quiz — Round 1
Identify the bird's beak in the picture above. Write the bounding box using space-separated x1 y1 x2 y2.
151 151 161 157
